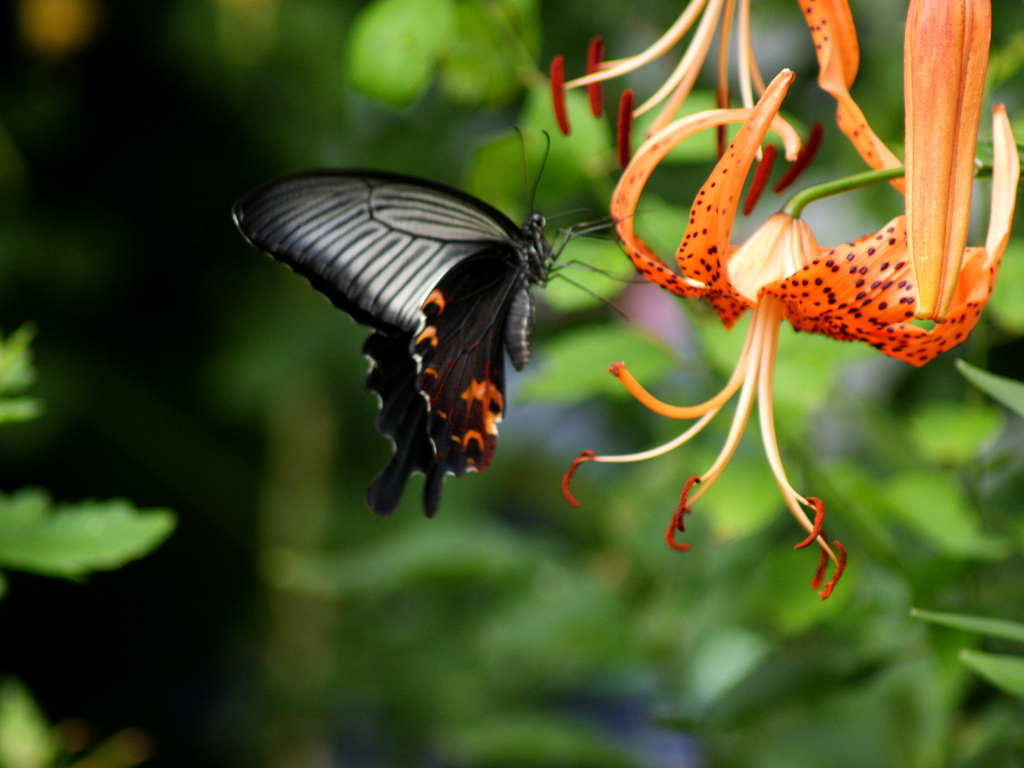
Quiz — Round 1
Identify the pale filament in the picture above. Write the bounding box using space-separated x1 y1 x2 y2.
737 0 765 110
587 409 719 464
565 0 709 89
611 305 758 418
635 0 727 118
646 58 706 138
756 297 839 565
688 299 772 504
716 0 737 101
584 275 763 465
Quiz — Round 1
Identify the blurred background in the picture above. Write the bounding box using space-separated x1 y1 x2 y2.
1 0 1024 766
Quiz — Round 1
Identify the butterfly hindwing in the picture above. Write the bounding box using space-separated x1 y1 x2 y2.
412 254 527 513
362 330 435 516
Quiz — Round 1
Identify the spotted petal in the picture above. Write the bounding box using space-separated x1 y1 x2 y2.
612 70 801 307
674 70 798 327
799 0 903 188
763 103 1019 367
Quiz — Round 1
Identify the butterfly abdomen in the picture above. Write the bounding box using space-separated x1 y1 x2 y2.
503 283 536 371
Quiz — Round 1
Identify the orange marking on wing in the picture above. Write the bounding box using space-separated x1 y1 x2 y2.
423 289 446 314
461 378 504 435
416 326 438 348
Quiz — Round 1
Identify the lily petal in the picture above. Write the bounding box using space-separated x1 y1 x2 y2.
611 71 801 304
800 0 903 187
905 0 990 321
674 70 796 327
762 106 1017 366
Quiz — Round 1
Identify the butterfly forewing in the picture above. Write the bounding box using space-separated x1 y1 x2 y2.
233 172 523 332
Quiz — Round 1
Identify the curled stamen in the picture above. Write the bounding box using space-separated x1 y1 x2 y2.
811 545 829 590
665 476 701 551
617 89 634 168
586 37 605 117
817 541 846 600
550 56 570 135
561 450 595 507
773 122 822 193
742 143 776 215
793 496 824 549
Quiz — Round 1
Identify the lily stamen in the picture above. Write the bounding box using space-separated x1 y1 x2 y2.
794 498 825 549
665 476 702 551
743 143 776 215
586 36 605 116
550 55 570 135
773 123 823 193
617 90 634 168
552 0 773 143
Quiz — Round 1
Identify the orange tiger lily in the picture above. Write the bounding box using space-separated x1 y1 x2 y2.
563 70 1019 598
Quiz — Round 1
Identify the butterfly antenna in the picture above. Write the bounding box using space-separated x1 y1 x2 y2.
551 216 617 259
514 127 530 212
530 131 551 212
549 272 632 321
545 207 600 222
551 260 639 284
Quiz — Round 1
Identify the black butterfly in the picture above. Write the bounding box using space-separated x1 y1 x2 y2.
233 171 553 517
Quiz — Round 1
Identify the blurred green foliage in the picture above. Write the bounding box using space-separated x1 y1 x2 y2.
0 328 173 598
0 0 1023 767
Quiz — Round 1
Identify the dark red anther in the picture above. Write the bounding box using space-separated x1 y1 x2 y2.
810 546 829 590
818 541 846 600
617 89 634 168
773 122 823 193
586 36 604 117
561 450 595 507
794 496 824 549
742 144 776 216
550 56 571 135
715 85 729 158
665 476 701 551
608 361 624 376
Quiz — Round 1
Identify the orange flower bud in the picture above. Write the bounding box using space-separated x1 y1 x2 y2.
904 0 990 321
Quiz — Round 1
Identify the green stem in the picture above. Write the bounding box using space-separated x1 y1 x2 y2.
782 166 905 218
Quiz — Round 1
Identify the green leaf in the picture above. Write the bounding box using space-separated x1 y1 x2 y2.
884 471 1008 560
520 84 613 199
688 626 770 707
910 608 1024 645
699 451 783 540
0 325 36 397
543 238 633 313
443 713 642 767
517 324 674 405
0 677 56 768
958 649 1024 698
956 360 1024 418
986 239 1024 332
0 398 42 425
0 489 176 578
345 0 455 107
907 401 1001 464
439 0 534 106
265 518 537 597
0 326 42 426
